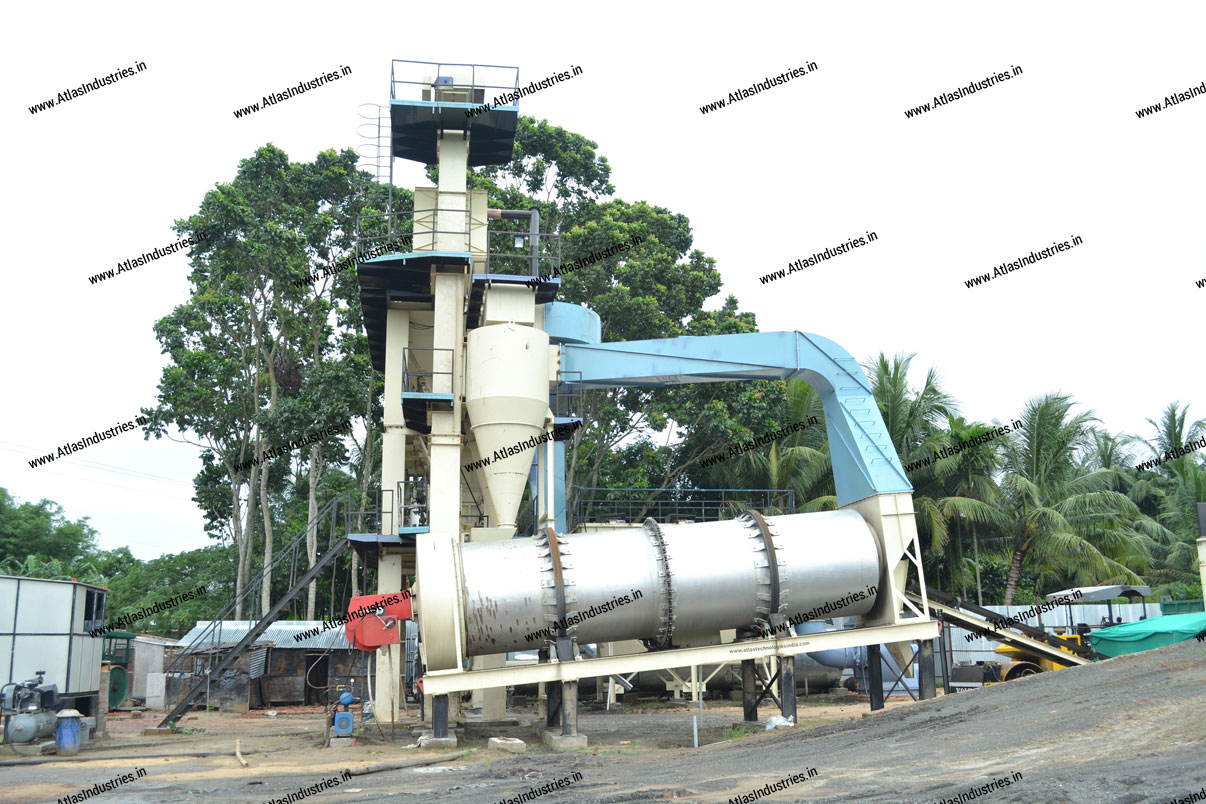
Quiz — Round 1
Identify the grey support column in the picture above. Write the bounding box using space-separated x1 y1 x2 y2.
432 694 449 738
742 659 758 722
919 639 936 700
561 680 578 736
867 644 884 711
780 656 796 723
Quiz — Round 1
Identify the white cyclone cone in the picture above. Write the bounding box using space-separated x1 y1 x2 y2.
465 323 550 527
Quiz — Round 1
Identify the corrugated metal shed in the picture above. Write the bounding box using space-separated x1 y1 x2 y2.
177 620 355 651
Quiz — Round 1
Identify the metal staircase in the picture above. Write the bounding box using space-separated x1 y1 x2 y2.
157 489 394 728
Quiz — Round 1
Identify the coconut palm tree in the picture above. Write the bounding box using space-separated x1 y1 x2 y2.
724 379 833 513
995 394 1158 604
933 415 1008 604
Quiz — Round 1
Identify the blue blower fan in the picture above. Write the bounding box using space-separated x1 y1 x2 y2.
332 690 359 736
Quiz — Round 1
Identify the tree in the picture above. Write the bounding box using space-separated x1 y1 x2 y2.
0 488 98 566
932 416 1006 604
995 394 1157 604
153 144 382 618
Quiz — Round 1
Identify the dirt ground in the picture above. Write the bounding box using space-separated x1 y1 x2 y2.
3 638 1203 804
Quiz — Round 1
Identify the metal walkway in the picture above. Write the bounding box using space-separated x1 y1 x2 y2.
906 586 1095 667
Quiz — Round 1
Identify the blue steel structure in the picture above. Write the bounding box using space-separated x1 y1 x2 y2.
535 301 911 533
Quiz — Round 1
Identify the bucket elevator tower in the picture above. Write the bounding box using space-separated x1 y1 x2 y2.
354 60 938 746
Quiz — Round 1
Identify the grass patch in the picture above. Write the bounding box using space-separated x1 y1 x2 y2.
722 725 757 740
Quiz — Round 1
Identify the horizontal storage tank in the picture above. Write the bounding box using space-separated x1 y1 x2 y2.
454 510 882 658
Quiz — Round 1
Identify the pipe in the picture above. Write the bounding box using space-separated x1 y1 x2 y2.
0 749 282 767
455 510 881 660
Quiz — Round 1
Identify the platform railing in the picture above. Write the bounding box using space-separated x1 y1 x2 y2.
402 346 454 398
569 487 795 530
390 59 519 105
486 228 561 277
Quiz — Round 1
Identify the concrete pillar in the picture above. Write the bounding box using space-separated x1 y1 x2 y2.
560 680 578 736
96 674 108 737
375 552 404 724
381 309 410 535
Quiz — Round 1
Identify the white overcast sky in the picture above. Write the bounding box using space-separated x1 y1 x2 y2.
2 1 1203 561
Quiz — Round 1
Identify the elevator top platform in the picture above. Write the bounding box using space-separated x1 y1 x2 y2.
389 60 520 167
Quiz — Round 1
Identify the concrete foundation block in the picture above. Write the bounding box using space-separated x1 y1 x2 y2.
329 736 356 748
418 735 459 749
488 737 526 754
540 730 587 752
464 719 520 737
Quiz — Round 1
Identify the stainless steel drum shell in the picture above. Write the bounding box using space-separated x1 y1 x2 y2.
459 510 882 656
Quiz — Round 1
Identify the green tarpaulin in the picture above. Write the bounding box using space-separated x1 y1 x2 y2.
1089 612 1206 657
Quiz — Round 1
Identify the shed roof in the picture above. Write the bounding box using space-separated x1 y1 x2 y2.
1046 585 1152 602
177 620 355 651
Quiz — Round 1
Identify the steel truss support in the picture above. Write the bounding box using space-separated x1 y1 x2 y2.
421 620 939 696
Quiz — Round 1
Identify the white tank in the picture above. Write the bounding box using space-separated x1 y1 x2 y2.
465 323 550 527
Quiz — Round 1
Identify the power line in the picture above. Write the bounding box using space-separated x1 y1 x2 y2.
0 441 194 486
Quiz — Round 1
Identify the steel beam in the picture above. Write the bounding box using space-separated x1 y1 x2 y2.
421 620 939 695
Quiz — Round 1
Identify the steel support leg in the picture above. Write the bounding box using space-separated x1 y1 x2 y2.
546 678 562 729
919 639 937 701
432 694 448 738
780 656 796 723
867 644 885 712
561 680 578 736
742 659 758 722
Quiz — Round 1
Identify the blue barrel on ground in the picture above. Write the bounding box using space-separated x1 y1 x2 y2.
55 709 82 756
